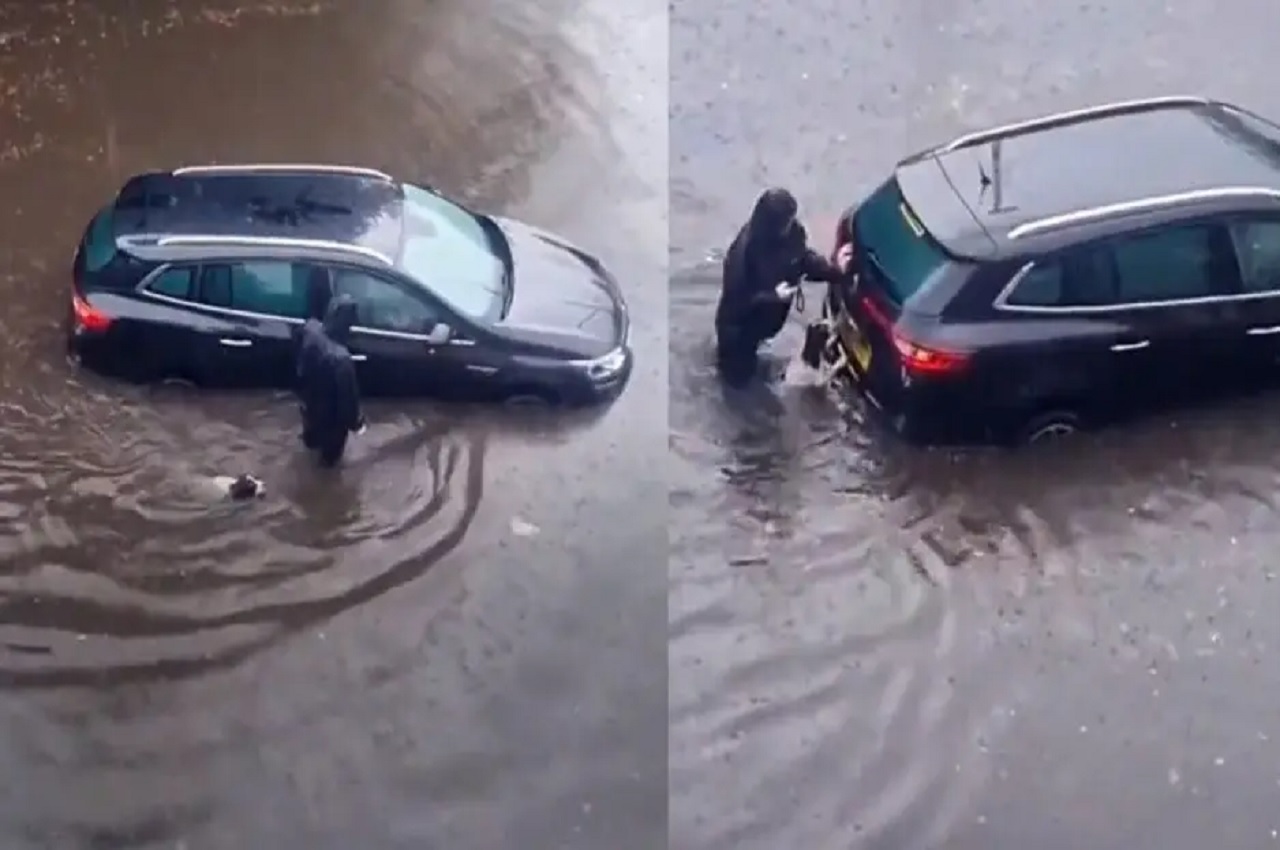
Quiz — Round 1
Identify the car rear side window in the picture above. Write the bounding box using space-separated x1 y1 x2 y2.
1004 264 1064 307
854 178 950 304
1005 247 1117 308
231 262 309 318
200 265 233 308
1111 224 1217 302
195 261 310 318
82 207 117 273
148 267 195 300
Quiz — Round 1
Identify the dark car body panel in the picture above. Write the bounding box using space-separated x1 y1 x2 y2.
826 97 1280 445
67 167 632 405
898 99 1280 259
495 218 626 346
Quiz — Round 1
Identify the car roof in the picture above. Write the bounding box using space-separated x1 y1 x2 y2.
110 164 405 267
896 97 1280 259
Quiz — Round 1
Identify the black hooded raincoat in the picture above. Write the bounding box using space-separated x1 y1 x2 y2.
297 295 365 465
714 188 845 382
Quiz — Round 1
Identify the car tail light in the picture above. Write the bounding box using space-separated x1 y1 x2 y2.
892 334 969 375
72 292 112 333
830 213 853 260
858 293 968 376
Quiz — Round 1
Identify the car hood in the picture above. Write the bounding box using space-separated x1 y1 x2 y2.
492 217 627 359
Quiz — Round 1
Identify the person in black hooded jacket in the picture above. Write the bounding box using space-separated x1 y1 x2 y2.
715 188 850 385
297 295 365 467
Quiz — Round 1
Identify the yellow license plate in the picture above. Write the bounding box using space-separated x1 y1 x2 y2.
837 319 872 371
853 338 871 370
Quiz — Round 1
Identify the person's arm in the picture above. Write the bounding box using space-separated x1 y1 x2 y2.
731 247 795 305
799 248 846 284
751 284 796 305
335 356 364 433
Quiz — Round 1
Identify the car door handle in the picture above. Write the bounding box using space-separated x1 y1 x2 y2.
351 354 367 362
218 338 252 348
1110 340 1149 352
1247 325 1280 336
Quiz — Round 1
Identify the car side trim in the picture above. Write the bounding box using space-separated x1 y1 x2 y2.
992 259 1280 315
939 95 1213 153
172 163 394 182
156 235 393 267
134 264 474 345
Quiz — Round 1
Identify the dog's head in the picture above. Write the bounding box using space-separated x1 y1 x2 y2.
227 474 263 500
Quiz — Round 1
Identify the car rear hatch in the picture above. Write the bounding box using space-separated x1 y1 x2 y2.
69 205 124 335
834 173 981 410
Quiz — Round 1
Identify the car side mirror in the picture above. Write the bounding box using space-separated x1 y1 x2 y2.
423 323 451 345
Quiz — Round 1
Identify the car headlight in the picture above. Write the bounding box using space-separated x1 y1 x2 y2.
583 348 627 380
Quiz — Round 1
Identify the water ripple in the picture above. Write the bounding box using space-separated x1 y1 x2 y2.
0 382 486 689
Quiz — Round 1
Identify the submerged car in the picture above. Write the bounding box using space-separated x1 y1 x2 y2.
68 163 632 404
821 95 1280 445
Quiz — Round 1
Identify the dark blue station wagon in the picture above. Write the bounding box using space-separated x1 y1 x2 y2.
68 163 632 404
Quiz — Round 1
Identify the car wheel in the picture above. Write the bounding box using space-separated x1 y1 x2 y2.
503 386 559 407
1018 410 1082 446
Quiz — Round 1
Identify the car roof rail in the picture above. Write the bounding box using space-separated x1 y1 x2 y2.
171 163 394 182
1007 186 1280 240
155 234 393 265
939 95 1214 153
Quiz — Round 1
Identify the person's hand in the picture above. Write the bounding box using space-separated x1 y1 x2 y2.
835 242 855 272
774 282 799 300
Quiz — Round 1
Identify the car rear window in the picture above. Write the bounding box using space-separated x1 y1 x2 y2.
854 178 950 304
82 206 117 273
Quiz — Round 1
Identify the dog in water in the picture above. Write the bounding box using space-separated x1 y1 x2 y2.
214 473 265 501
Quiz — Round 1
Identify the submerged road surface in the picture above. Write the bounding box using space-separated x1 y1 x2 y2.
0 1 665 847
670 2 1280 848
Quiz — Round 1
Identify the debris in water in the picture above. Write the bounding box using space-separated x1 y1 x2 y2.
510 517 540 537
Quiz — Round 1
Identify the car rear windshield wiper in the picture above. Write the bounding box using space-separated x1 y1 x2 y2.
863 245 886 277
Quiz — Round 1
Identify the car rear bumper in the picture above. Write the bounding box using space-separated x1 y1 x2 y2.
66 320 115 365
823 323 996 445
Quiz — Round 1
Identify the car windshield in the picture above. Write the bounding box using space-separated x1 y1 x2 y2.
396 184 506 321
854 178 950 304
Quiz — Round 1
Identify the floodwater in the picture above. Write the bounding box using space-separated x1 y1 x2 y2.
670 2 1280 848
0 1 665 848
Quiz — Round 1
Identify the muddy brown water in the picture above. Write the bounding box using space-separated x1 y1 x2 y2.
670 1 1280 848
0 2 665 848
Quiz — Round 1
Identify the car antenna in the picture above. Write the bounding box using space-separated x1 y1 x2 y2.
987 140 1015 214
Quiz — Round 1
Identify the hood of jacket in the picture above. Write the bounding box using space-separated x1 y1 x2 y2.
746 187 799 244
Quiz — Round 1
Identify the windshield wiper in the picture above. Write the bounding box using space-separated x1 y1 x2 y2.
863 245 886 277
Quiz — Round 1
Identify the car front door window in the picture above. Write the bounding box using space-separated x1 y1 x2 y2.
333 270 440 334
1110 224 1219 303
